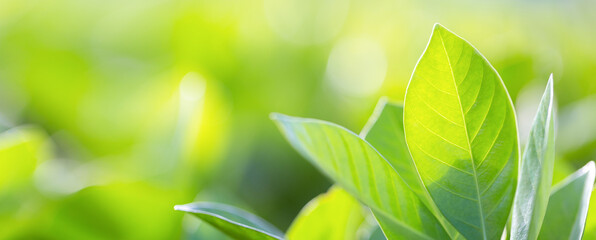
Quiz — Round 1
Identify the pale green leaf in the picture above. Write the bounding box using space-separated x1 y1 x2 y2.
272 113 449 239
361 98 463 239
286 186 365 240
174 202 283 240
403 24 519 240
538 161 595 240
510 76 555 240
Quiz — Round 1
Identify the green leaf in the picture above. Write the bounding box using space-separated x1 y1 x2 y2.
366 224 387 240
538 161 595 240
272 113 449 239
286 186 364 240
510 76 555 240
174 202 283 240
403 24 519 240
361 99 428 204
0 126 49 191
361 98 463 239
582 188 596 239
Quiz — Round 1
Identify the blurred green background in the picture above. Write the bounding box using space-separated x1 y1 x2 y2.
1 0 596 239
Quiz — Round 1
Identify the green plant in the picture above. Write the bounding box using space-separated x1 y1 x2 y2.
175 24 596 240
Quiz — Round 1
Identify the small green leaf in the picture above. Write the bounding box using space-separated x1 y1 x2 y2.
272 113 449 239
510 76 555 240
361 99 463 239
403 24 519 240
174 202 283 240
538 161 595 240
286 186 364 240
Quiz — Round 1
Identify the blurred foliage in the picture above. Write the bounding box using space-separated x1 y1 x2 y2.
1 0 596 238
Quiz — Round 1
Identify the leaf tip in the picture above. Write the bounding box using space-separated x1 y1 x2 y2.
547 74 554 89
586 161 595 174
432 23 453 35
378 96 390 105
173 204 188 212
269 112 286 121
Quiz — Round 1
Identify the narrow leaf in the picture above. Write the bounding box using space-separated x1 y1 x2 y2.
361 98 463 239
272 113 449 239
538 161 595 240
403 24 519 240
286 186 365 240
174 202 284 240
510 76 555 240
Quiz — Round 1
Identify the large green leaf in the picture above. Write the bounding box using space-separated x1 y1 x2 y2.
510 77 555 240
272 113 449 239
174 202 283 240
403 24 519 240
286 186 364 240
538 161 595 240
361 98 463 239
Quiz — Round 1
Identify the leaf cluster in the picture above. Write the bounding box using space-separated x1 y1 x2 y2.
175 24 596 240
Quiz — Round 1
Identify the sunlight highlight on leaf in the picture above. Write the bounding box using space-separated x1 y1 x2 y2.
404 24 519 240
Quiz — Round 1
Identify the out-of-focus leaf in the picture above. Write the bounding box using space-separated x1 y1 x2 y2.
47 183 182 240
0 126 49 191
537 161 595 240
361 99 462 239
272 113 449 239
286 186 364 240
174 202 283 240
403 24 519 240
582 188 596 239
510 77 555 240
0 126 50 239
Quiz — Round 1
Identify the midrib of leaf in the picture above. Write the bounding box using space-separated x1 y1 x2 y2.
361 140 383 208
438 29 488 240
339 132 361 193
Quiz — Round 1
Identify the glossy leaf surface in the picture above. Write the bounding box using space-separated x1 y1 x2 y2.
510 77 555 240
174 202 283 240
272 113 449 239
403 24 519 240
537 161 595 240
